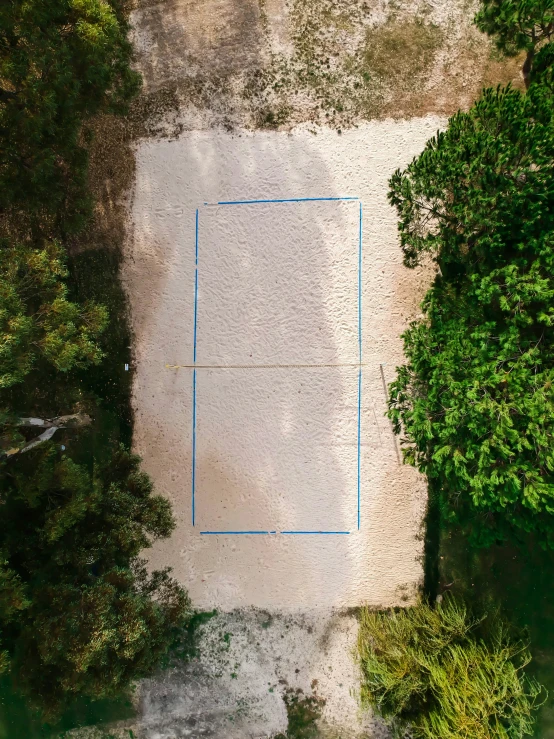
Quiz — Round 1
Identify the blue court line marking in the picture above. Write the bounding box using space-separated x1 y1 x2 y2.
194 209 199 360
216 196 359 206
193 197 362 534
192 209 199 527
201 531 276 535
357 370 362 531
358 202 363 365
357 201 363 531
281 531 350 535
192 369 197 527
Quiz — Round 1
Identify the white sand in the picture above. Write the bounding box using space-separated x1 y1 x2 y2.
124 119 441 612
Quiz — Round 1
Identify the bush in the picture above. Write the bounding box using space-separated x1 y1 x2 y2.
388 81 554 546
0 240 107 389
358 596 543 738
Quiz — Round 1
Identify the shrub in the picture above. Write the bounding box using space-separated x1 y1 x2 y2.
358 596 543 738
388 82 554 546
0 444 191 719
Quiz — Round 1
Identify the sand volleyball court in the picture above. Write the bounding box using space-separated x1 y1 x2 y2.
190 196 361 535
124 121 438 610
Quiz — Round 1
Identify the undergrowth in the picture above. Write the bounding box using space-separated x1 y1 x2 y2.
274 686 326 739
358 596 544 738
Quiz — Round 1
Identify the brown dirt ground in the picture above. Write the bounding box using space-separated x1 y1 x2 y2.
128 0 525 129
80 0 526 253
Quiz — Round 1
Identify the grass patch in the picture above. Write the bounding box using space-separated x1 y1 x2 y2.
165 610 218 663
358 597 543 738
362 18 444 88
438 530 554 737
274 687 325 739
256 104 292 128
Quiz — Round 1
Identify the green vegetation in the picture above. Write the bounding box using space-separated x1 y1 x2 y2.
0 240 107 391
388 72 554 547
358 3 554 737
0 0 140 234
475 1 554 84
0 0 190 726
359 596 543 738
274 687 325 739
1 445 190 719
2 0 554 735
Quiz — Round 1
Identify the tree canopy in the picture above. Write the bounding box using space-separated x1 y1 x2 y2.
388 78 554 545
475 0 554 56
0 240 107 389
0 444 190 718
475 1 554 84
0 0 190 722
0 0 141 234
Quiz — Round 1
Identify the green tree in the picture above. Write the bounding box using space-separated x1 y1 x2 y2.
388 81 554 545
0 444 191 719
358 596 543 738
0 240 107 390
0 0 141 234
475 1 554 84
0 557 28 675
0 0 185 724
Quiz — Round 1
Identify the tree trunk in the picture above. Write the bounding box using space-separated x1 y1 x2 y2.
2 414 92 458
523 48 535 89
17 414 91 429
9 426 59 456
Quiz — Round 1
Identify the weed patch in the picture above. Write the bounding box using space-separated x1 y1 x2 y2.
274 686 326 739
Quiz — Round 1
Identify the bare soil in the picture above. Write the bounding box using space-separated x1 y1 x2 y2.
128 0 525 131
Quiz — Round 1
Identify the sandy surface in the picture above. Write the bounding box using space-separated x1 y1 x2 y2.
128 0 524 131
124 120 438 612
134 610 394 739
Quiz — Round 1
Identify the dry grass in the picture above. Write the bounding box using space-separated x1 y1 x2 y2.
129 0 526 130
362 19 445 87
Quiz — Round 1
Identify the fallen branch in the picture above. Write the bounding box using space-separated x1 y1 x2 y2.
17 414 91 429
2 414 91 457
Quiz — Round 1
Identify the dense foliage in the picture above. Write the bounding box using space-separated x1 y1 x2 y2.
0 0 190 722
0 0 140 235
388 76 554 546
475 1 554 55
358 597 543 738
0 240 107 389
475 0 554 84
0 445 190 718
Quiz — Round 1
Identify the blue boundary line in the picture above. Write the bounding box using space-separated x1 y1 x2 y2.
357 370 362 531
281 531 350 535
201 531 276 535
357 201 363 531
192 209 199 527
193 197 362 535
200 531 350 535
216 196 359 206
192 369 196 527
